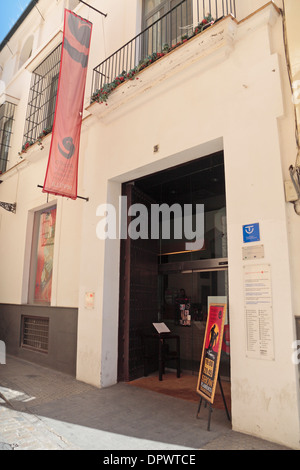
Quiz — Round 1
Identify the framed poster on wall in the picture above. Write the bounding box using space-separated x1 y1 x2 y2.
196 302 226 404
33 206 57 304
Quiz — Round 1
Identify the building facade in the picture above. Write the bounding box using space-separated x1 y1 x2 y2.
0 0 300 449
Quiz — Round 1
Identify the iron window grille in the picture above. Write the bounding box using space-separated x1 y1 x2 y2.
23 44 62 146
21 315 49 353
0 101 16 173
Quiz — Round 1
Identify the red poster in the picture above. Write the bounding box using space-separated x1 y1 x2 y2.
197 303 226 403
43 10 92 199
34 207 57 303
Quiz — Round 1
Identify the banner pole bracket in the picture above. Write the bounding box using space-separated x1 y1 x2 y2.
37 185 89 202
78 0 107 17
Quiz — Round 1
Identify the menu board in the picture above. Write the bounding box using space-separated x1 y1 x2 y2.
196 303 226 404
244 264 274 360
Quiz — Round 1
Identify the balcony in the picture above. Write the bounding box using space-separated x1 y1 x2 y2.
91 0 237 103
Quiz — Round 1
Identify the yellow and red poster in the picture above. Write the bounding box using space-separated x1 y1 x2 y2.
43 9 92 199
196 303 226 404
34 207 57 303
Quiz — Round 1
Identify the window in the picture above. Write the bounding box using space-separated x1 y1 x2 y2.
28 205 57 305
143 0 193 53
21 316 49 353
19 35 34 69
23 44 61 146
0 101 16 173
69 0 80 10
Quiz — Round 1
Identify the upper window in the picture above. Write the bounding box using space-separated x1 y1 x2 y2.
0 101 16 173
143 0 193 52
23 44 61 147
19 35 34 69
68 0 80 10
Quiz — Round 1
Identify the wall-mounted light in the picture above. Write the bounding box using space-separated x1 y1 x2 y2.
0 202 16 213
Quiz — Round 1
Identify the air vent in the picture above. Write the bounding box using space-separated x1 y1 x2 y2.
21 316 49 353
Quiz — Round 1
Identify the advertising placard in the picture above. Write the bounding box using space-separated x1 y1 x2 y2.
196 303 226 404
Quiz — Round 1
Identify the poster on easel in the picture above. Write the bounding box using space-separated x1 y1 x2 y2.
196 303 227 404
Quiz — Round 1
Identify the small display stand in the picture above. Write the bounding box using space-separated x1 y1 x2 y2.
196 373 231 431
196 303 231 431
142 323 180 381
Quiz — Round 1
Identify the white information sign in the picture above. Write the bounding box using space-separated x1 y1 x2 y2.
243 264 274 360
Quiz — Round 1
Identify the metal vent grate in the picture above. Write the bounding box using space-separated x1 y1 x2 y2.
21 316 49 353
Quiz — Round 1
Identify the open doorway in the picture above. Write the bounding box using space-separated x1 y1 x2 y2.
118 150 230 403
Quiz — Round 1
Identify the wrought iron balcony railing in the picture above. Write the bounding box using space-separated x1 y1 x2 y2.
91 0 236 102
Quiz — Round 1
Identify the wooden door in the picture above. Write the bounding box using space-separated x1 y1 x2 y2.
118 183 159 382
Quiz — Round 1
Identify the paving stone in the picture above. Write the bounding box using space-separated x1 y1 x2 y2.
0 356 293 451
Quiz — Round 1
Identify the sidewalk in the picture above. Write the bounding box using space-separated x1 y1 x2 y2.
0 355 291 451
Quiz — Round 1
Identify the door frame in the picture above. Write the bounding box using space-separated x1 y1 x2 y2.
117 183 159 382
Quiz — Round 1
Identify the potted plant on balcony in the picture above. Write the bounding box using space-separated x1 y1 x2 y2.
37 126 53 150
194 13 214 35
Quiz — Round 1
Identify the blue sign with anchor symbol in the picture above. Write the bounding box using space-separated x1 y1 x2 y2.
243 223 260 243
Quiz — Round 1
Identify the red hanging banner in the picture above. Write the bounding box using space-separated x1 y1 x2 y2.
43 9 92 199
